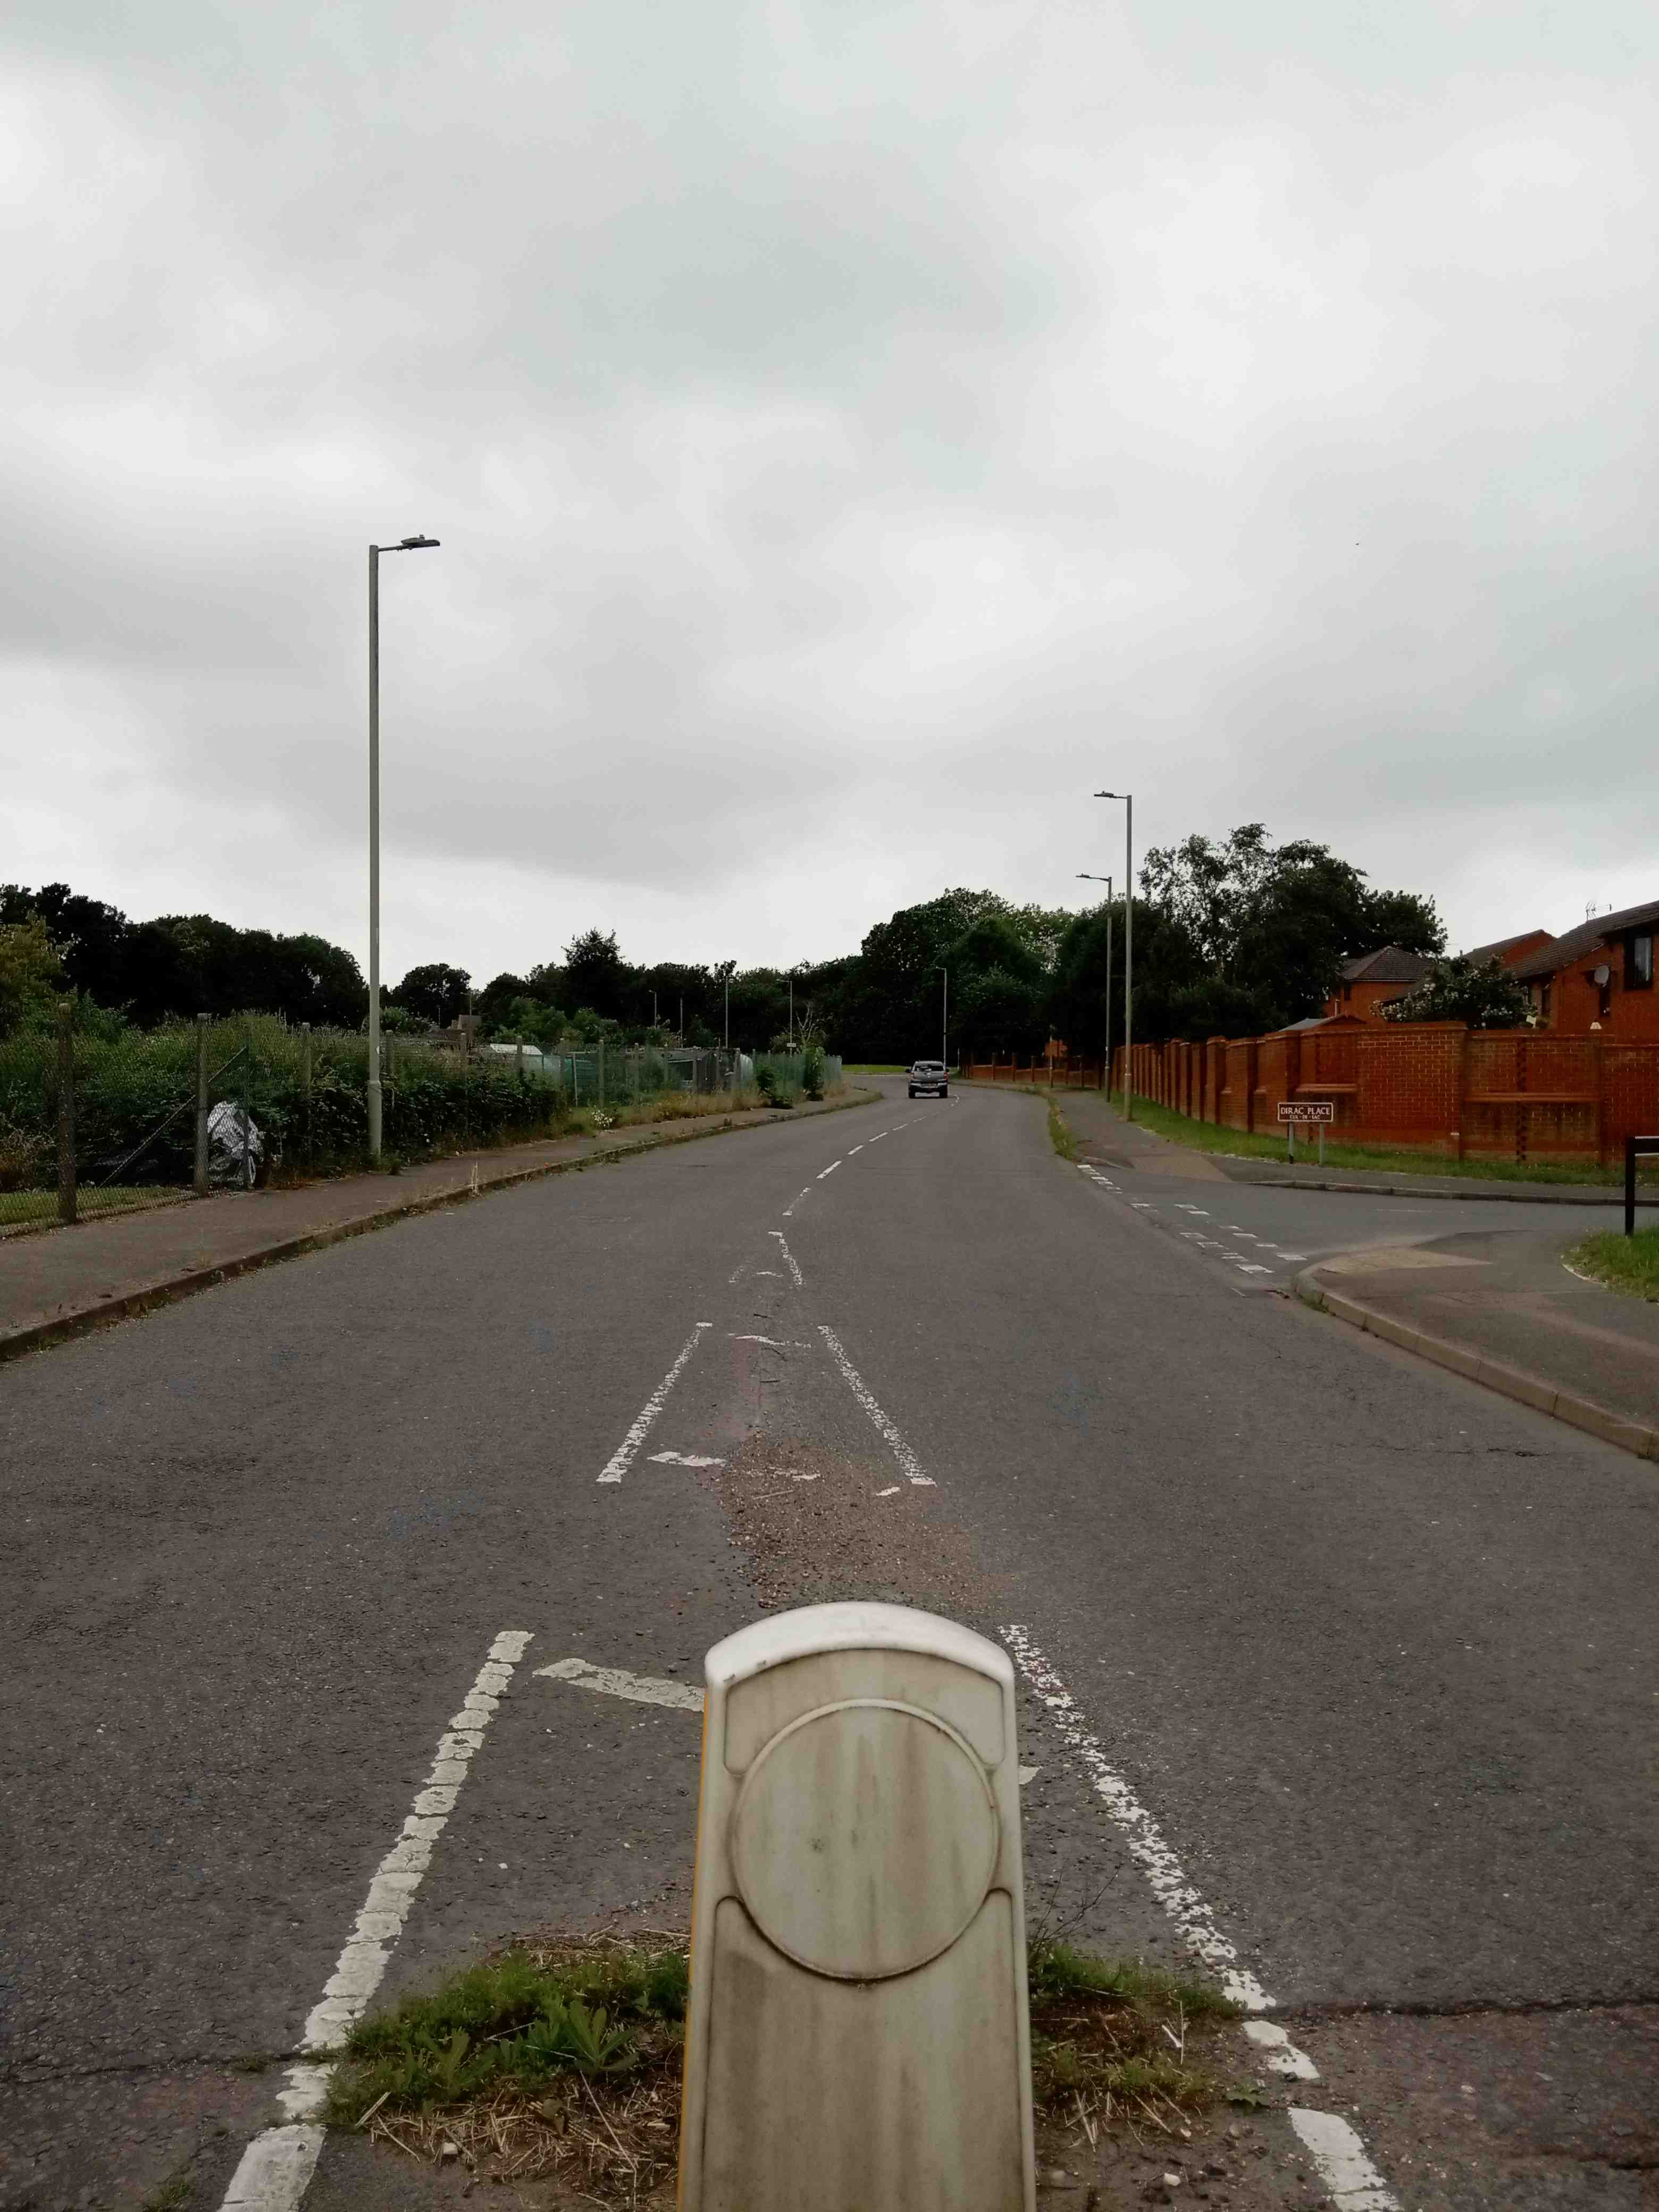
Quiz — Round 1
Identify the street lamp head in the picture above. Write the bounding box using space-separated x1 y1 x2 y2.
399 535 440 549
1094 789 1127 799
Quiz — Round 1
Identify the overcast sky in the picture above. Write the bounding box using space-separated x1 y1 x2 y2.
6 1 1656 984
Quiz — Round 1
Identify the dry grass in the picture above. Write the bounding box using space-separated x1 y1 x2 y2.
328 1932 1237 2203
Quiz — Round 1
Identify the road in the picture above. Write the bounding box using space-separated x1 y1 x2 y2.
2 1079 1654 2209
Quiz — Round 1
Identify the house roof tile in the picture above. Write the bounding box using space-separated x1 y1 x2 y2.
1337 945 1438 985
1511 899 1659 980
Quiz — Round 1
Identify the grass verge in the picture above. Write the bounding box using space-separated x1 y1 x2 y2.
324 1934 1238 2199
1103 1091 1650 1188
1046 1095 1078 1161
1565 1225 1659 1302
0 1186 190 1238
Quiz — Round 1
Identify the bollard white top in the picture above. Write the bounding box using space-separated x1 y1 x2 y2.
705 1599 1013 1692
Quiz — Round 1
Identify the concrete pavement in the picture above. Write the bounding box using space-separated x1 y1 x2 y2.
2 1079 1654 2210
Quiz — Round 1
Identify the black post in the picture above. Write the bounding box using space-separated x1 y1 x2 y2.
1628 1134 1638 1238
56 998 77 1226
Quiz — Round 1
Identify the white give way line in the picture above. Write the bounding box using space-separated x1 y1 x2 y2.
596 1324 711 1485
219 1630 534 2212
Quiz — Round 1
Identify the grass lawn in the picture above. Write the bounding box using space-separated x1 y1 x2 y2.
0 1186 191 1238
1566 1226 1659 1301
1092 1091 1652 1189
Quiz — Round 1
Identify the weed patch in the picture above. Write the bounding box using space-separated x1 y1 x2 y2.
328 1933 1236 2199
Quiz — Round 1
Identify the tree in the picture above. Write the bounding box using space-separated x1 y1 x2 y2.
1381 958 1529 1029
0 916 64 1035
0 882 130 1004
1137 825 1446 1036
390 962 472 1025
562 929 629 1021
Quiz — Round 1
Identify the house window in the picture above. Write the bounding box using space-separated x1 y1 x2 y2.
1628 933 1654 990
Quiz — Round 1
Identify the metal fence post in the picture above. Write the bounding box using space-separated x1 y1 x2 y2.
194 1013 211 1195
301 1023 313 1173
598 1037 605 1109
56 998 77 1225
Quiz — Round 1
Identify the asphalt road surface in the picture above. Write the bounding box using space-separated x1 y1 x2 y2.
2 1080 1654 2210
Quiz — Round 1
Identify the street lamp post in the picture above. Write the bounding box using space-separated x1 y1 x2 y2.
367 533 440 1161
1076 873 1112 1091
1094 791 1133 1121
939 964 948 1067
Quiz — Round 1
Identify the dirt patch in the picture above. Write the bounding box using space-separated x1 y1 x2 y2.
700 1430 1008 1617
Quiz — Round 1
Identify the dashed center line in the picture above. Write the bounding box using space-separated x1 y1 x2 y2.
769 1229 803 1287
817 1160 841 1179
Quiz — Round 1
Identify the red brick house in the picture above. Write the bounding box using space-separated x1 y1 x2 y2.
1323 944 1438 1021
1510 899 1659 1037
1457 928 1555 971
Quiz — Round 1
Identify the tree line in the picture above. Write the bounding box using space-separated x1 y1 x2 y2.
1 824 1457 1054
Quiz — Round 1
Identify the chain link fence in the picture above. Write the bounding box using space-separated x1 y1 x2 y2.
1 1011 848 1237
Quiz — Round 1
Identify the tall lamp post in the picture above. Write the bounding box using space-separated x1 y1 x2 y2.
367 533 440 1161
939 963 949 1068
1094 791 1133 1121
1076 873 1112 1092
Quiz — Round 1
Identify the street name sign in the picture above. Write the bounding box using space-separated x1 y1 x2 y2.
1277 1100 1336 1122
677 1601 1036 2211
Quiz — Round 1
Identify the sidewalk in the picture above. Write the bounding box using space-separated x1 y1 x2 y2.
1298 1228 1659 1462
960 1077 1648 1206
0 1088 877 1364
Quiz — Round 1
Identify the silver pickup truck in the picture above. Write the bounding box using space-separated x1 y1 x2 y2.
908 1060 949 1098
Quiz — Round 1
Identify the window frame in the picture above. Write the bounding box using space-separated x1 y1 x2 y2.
1627 932 1654 991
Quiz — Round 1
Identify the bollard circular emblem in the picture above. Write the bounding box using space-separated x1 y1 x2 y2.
728 1698 999 1980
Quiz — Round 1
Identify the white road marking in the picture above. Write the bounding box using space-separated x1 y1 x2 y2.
769 1230 803 1287
1018 1765 1039 1787
647 1449 725 1468
848 1144 865 1153
1234 1262 1275 1275
1077 1164 1118 1190
218 1631 533 2211
817 1160 841 1179
1278 1251 1308 1261
596 1326 711 1485
1287 2111 1400 2209
1244 2018 1320 2081
732 1333 810 1348
818 1325 935 1486
782 1186 812 1216
875 1484 901 1497
536 1656 704 1713
1131 1201 1155 1210
999 1624 1271 2010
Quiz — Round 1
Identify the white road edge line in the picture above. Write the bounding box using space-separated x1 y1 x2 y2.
817 1160 841 1179
536 1656 704 1712
782 1185 812 1215
596 1326 711 1485
217 1629 533 2212
647 1450 725 1468
998 1623 1270 2010
768 1230 804 1287
1287 2111 1401 2209
817 1325 935 1486
1244 2017 1320 2081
